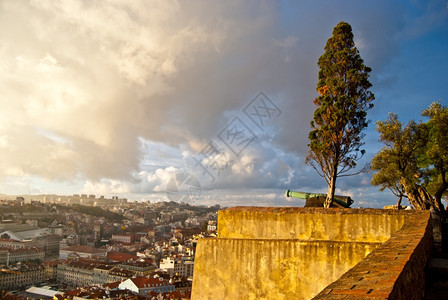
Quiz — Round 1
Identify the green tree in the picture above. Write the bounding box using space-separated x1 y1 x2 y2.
372 102 448 211
420 102 448 209
306 21 374 207
371 114 421 207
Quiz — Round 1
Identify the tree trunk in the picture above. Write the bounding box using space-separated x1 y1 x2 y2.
434 182 448 212
324 171 337 208
406 185 435 211
397 195 402 208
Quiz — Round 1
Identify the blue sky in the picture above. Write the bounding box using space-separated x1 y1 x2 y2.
0 0 446 208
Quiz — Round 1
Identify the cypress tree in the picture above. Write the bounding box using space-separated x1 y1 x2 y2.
306 21 374 207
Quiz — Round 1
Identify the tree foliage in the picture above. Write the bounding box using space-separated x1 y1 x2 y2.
56 204 124 221
371 102 448 211
371 114 421 207
306 21 374 207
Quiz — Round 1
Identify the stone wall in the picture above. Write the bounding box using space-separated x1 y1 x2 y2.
193 238 380 299
314 210 432 299
192 207 432 300
218 207 406 242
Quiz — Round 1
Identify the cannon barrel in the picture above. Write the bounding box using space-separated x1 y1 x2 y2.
285 190 354 208
285 190 324 199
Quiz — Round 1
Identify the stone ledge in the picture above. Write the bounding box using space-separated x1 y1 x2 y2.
219 207 408 242
312 210 432 299
226 206 418 215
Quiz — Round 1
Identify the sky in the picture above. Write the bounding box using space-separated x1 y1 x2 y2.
0 0 447 208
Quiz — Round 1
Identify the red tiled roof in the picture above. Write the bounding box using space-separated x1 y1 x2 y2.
65 289 81 297
130 277 148 288
168 291 184 298
141 258 154 264
107 252 139 262
103 281 121 289
130 277 168 288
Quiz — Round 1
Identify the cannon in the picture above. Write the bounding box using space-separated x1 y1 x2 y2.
285 190 354 208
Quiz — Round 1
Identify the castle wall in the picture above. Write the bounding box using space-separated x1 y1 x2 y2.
192 207 432 300
314 210 432 299
218 207 406 242
193 238 380 299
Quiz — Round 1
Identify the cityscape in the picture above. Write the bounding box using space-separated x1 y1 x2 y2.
0 195 220 299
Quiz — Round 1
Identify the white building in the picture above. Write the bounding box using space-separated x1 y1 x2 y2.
159 256 194 277
118 277 175 294
159 257 175 272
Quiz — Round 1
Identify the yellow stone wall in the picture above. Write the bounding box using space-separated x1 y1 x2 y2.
192 207 420 300
218 207 406 243
192 238 380 300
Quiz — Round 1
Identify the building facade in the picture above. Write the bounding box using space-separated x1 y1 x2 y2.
111 234 135 244
160 256 194 277
57 259 135 287
59 245 107 260
0 263 45 290
0 246 45 265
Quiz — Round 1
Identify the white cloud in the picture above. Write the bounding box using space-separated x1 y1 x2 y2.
82 179 132 195
0 0 444 209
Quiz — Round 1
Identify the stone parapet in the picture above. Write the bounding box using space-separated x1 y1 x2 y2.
219 207 407 243
314 210 432 299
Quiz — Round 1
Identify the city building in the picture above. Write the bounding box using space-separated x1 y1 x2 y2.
57 260 97 287
59 245 107 260
118 277 175 295
0 263 45 290
0 246 44 265
25 287 63 300
0 238 37 249
91 265 115 285
43 260 58 281
106 251 139 263
159 256 194 277
159 256 175 272
93 224 102 242
118 261 155 277
0 228 52 241
0 221 34 232
0 230 60 258
57 259 135 287
207 220 217 231
111 234 135 244
107 267 135 283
